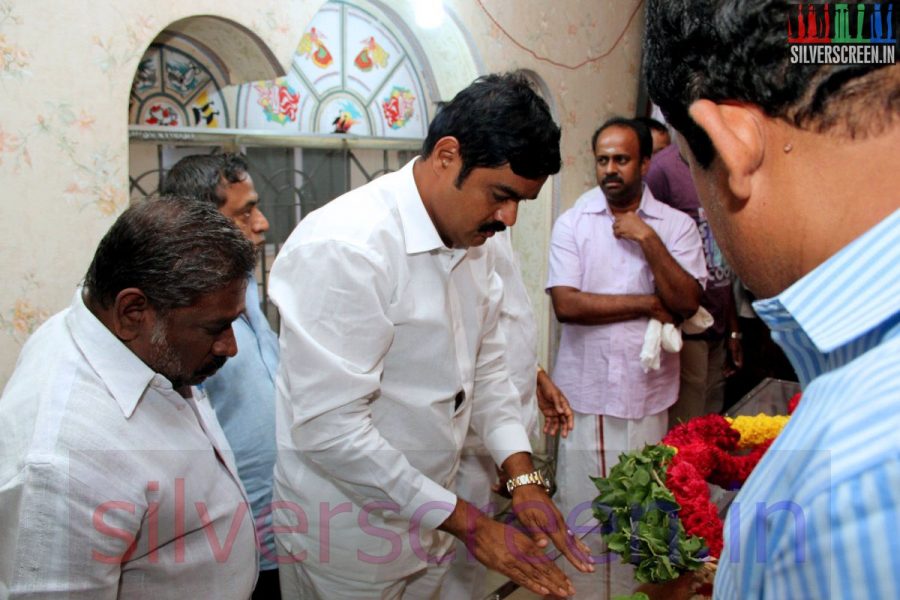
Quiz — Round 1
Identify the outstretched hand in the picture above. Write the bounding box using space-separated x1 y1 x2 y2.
510 483 594 577
441 498 579 597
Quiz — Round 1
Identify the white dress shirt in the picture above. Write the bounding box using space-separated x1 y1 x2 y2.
0 291 257 599
268 159 531 582
491 229 540 437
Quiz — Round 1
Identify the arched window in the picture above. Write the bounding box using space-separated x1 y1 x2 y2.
129 42 230 129
235 0 430 139
128 1 440 324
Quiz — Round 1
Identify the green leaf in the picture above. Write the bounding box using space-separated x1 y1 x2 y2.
590 444 708 584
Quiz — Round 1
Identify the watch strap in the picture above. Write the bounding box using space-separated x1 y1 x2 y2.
505 469 550 493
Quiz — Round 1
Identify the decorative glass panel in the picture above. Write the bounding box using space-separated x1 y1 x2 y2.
235 0 429 137
129 44 229 128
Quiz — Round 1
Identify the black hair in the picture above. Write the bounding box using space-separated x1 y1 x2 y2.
591 117 653 161
83 196 257 312
644 0 899 168
422 72 561 186
161 153 250 207
635 116 669 135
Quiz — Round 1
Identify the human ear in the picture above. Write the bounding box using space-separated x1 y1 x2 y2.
111 288 154 342
430 136 460 171
688 100 765 201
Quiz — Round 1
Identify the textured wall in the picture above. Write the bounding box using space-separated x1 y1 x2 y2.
445 0 646 367
0 0 645 384
0 0 319 383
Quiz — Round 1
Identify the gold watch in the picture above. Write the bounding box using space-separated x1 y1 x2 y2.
506 469 551 494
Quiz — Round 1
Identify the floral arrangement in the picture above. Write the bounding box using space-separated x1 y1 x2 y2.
592 404 797 586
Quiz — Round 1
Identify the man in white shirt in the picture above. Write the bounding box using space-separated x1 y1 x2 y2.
269 73 592 599
440 229 575 600
0 196 259 599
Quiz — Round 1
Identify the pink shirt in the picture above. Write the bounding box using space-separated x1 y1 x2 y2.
547 185 707 418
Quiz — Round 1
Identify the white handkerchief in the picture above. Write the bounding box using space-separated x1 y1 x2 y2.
639 307 715 372
640 319 664 373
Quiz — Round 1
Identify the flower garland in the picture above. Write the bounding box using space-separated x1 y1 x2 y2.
592 399 798 584
661 414 786 558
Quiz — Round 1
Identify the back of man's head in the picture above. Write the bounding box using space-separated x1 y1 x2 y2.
422 72 561 186
643 0 899 168
83 195 256 313
161 153 250 207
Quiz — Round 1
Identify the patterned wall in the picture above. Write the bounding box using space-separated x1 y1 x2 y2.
0 0 316 385
0 0 645 385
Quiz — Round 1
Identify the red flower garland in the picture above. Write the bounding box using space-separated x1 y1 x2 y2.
661 414 775 558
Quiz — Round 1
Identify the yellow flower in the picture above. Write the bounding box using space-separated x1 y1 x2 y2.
726 414 790 449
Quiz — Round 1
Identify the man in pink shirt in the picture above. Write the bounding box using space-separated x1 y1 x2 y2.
546 117 706 598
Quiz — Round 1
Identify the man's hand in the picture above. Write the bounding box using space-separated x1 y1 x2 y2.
724 335 744 377
612 211 655 244
536 368 574 437
510 482 594 576
647 294 676 324
440 498 578 597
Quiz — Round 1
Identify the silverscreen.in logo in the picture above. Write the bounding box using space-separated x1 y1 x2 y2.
788 3 896 64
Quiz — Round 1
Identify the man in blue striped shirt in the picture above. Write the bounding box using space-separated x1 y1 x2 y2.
643 1 899 598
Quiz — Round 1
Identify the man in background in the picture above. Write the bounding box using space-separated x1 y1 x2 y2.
548 116 706 598
0 197 258 598
646 141 743 423
269 72 591 599
162 154 280 599
645 0 899 596
636 116 671 155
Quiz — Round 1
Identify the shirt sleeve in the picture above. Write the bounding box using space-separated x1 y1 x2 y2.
268 240 456 529
760 466 900 600
1 461 128 599
644 161 671 202
546 210 582 291
468 265 532 468
665 212 708 289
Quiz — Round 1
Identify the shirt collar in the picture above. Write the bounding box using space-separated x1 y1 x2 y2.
754 208 900 354
396 158 447 255
583 184 665 219
66 289 158 419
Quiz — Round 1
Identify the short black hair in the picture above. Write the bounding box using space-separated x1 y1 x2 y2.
591 117 653 161
644 0 899 168
422 72 561 186
161 153 250 207
635 116 668 135
84 196 256 313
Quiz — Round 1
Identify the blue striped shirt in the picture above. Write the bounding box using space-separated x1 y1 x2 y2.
714 209 900 599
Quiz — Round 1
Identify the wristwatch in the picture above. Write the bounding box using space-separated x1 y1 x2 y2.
506 469 552 494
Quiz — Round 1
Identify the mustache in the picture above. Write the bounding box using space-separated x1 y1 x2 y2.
198 355 228 377
478 221 507 234
602 175 623 185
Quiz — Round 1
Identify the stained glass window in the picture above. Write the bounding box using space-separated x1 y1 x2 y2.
234 0 430 138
